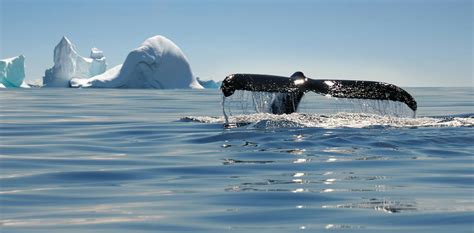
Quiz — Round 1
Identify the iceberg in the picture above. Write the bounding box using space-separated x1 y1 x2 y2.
43 36 107 87
71 35 203 89
197 77 220 89
0 55 29 88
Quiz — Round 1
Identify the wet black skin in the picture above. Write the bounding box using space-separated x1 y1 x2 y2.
221 71 417 114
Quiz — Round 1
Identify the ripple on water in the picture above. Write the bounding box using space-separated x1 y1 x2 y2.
1 88 473 233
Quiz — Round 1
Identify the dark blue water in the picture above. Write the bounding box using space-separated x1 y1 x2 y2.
0 87 473 232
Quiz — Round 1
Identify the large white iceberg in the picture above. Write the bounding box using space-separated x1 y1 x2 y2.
70 35 202 89
43 36 107 87
0 55 29 88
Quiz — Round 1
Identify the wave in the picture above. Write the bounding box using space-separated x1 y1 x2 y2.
182 112 474 129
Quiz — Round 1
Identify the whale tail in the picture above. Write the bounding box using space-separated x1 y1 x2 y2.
221 72 417 114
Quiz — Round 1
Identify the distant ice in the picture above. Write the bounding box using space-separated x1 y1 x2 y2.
0 55 29 88
71 35 203 89
197 77 220 89
89 48 104 59
43 36 107 87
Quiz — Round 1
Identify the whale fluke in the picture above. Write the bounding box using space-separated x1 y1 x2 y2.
221 72 417 114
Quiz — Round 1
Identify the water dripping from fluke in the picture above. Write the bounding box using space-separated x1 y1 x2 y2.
219 71 418 115
221 90 416 122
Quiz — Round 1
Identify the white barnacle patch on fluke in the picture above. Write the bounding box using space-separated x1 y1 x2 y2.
293 78 305 85
324 80 335 87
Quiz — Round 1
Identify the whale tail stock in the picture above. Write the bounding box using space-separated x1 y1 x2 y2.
220 72 417 114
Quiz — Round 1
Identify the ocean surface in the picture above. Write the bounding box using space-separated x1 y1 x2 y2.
0 87 473 233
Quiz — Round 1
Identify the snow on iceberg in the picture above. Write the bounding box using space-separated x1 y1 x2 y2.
197 77 220 89
43 36 107 87
70 35 203 89
0 55 29 88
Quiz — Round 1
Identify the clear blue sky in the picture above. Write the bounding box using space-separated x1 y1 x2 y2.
1 0 472 86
